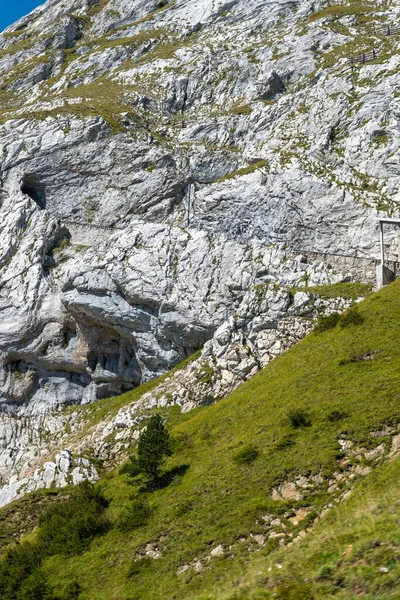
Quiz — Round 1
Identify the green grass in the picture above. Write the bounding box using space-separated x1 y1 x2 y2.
290 282 373 300
215 160 269 183
306 2 375 24
86 28 165 52
0 77 138 132
0 489 71 554
0 34 37 59
221 457 400 599
299 0 392 69
52 238 71 254
85 0 112 20
126 0 176 27
3 280 400 599
228 104 253 116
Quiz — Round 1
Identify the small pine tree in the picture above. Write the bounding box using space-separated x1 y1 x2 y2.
137 415 172 482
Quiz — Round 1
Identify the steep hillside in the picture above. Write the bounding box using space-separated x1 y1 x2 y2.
0 275 369 507
235 457 400 599
1 278 400 599
2 0 400 594
2 0 400 507
0 0 398 416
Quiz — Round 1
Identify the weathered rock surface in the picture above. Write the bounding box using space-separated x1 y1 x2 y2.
0 449 99 508
0 0 397 411
0 0 399 502
0 256 358 506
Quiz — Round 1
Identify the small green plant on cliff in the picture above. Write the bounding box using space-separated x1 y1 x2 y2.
229 103 253 115
215 159 269 183
52 238 70 254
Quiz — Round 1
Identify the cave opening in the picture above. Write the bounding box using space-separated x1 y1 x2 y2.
21 175 47 209
63 325 77 348
7 359 36 376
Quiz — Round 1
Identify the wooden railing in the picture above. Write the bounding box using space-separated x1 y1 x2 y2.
375 23 400 36
348 49 377 64
347 21 400 65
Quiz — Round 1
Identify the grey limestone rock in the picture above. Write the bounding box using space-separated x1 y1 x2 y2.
0 0 398 503
0 449 99 508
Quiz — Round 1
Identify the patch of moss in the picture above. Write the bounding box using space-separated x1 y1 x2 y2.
215 159 269 183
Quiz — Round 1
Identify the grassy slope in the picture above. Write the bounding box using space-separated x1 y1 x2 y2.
68 349 202 428
0 489 72 555
4 279 400 599
234 457 400 600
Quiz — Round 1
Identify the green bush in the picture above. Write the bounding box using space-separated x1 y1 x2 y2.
37 482 109 556
314 312 340 333
0 543 43 600
116 500 150 532
0 483 108 600
314 305 364 334
120 456 141 478
327 409 348 422
18 569 53 600
339 305 364 328
60 580 82 599
232 444 259 465
288 409 311 428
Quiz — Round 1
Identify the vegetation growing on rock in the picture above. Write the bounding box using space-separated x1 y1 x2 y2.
1 0 400 597
1 280 400 598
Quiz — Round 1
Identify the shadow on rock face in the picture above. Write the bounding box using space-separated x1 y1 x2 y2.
21 175 47 210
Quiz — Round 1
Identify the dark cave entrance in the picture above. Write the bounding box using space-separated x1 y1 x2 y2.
21 175 47 209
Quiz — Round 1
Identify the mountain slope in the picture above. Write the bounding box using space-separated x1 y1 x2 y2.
238 457 400 599
0 0 398 417
2 278 400 599
2 0 400 595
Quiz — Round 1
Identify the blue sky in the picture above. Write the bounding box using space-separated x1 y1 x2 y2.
0 1 44 32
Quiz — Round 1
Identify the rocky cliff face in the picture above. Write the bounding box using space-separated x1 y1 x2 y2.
0 268 360 507
0 0 398 416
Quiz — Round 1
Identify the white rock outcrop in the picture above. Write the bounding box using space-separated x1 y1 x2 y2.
0 0 398 503
0 0 397 412
0 449 99 508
